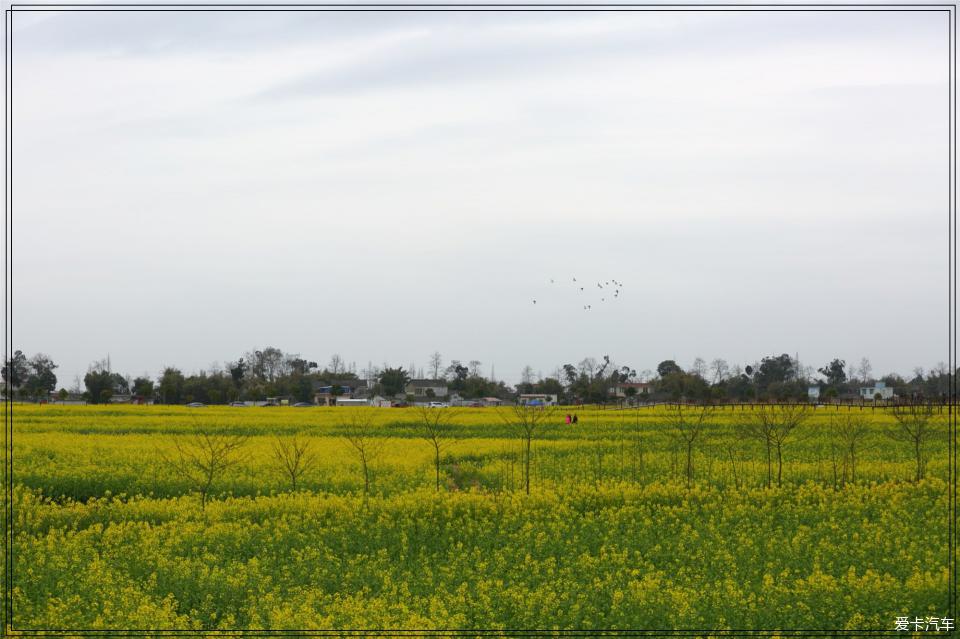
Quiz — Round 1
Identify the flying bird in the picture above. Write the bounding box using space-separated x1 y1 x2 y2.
533 300 537 304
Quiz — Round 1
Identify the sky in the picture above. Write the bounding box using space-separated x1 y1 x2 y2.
10 6 952 386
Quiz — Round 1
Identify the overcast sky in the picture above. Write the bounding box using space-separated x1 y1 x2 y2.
11 7 951 385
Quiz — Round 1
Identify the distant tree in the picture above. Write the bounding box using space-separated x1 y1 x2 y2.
657 360 682 378
562 364 578 386
754 354 796 392
497 404 557 495
415 406 460 491
132 376 154 399
689 357 708 380
818 359 847 387
158 367 185 404
163 432 248 510
57 388 68 402
84 361 116 405
468 360 482 377
340 410 387 496
710 359 730 384
520 365 535 385
888 403 939 483
665 404 715 487
272 434 316 491
834 413 869 483
379 367 410 397
229 358 247 388
24 353 58 401
445 361 469 391
2 350 29 393
856 357 873 384
739 403 811 487
425 388 436 399
428 351 443 380
579 358 598 378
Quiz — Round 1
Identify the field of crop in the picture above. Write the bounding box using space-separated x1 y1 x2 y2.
4 404 955 632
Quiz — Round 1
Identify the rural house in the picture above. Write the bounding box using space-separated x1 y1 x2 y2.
611 382 654 398
859 381 894 400
518 393 559 406
314 379 370 406
405 379 449 398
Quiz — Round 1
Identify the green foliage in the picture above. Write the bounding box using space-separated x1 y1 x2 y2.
379 367 410 398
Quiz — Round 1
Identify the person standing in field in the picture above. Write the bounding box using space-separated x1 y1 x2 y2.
565 413 571 424
572 414 578 424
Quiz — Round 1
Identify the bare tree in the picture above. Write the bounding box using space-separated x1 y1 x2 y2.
710 359 730 384
328 353 345 376
856 357 873 384
578 357 597 378
469 360 483 377
739 404 810 487
888 403 939 482
497 404 557 494
340 409 387 495
833 413 870 484
272 434 317 492
415 406 460 491
665 404 714 487
429 351 443 380
520 365 535 385
162 432 248 510
689 357 708 380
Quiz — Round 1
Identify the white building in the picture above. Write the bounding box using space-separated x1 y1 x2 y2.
405 380 449 398
859 381 894 400
808 386 821 401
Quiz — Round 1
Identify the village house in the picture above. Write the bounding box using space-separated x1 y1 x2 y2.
859 381 895 401
313 379 370 406
610 382 654 398
405 379 449 398
518 393 558 406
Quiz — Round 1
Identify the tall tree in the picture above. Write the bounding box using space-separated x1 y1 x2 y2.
665 404 714 487
378 366 410 397
415 406 460 491
429 351 443 380
340 410 387 496
888 403 939 482
24 353 58 401
132 376 155 399
657 360 682 378
818 359 847 387
709 359 730 384
497 404 557 495
754 354 796 392
158 367 185 404
2 350 29 393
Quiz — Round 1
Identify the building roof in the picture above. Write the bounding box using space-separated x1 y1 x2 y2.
312 379 368 391
407 379 448 388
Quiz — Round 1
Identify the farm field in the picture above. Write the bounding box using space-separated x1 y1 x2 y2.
5 403 955 632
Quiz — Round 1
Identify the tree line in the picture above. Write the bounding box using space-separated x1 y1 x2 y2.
1 347 955 405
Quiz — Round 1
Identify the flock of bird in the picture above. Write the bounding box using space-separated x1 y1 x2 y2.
532 277 624 310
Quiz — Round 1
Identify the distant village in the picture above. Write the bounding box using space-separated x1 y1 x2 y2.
3 347 953 408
